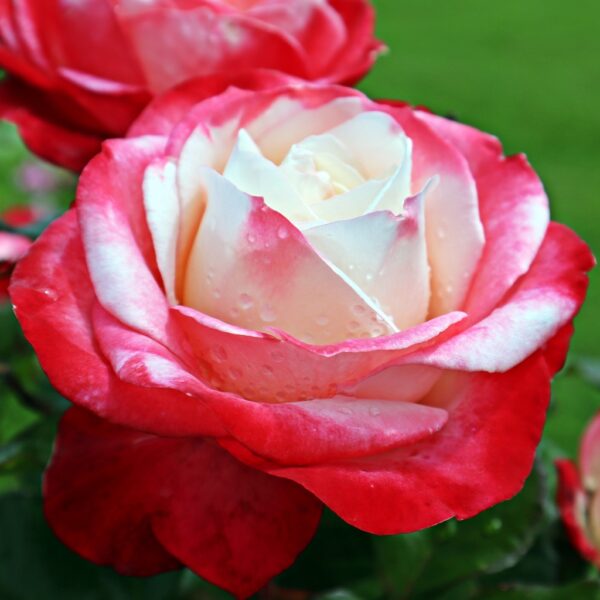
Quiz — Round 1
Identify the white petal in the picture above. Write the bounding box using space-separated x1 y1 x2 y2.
142 158 180 305
305 189 430 331
223 128 316 222
183 169 397 344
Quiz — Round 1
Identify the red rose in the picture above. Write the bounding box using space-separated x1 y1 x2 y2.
557 413 600 567
10 75 593 598
0 0 382 171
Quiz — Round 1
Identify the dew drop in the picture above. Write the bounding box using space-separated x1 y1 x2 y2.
365 273 374 282
485 518 502 534
348 263 355 271
262 365 274 377
239 293 254 310
260 304 277 323
213 289 221 299
352 304 367 316
230 307 240 318
247 233 256 244
437 227 446 239
348 320 361 332
228 367 242 380
369 406 381 417
277 226 289 240
370 325 385 337
211 346 227 362
270 350 284 363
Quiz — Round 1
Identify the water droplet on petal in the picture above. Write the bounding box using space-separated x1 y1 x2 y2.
260 304 277 323
270 350 284 363
239 293 254 310
369 406 381 417
211 346 227 362
277 226 289 240
352 304 366 316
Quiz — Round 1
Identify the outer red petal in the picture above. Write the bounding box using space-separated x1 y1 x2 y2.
556 459 600 567
542 323 574 376
9 211 224 437
0 80 102 171
45 407 322 599
325 0 384 84
397 223 594 373
235 354 551 534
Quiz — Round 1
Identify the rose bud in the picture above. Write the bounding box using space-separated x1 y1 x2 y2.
0 0 383 171
557 413 600 567
10 75 593 598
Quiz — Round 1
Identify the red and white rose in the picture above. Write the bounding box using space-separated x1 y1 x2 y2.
0 0 382 170
10 74 593 598
557 413 600 567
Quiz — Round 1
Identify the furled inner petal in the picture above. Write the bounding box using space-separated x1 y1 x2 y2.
224 128 317 223
143 157 180 305
305 188 430 331
182 169 397 344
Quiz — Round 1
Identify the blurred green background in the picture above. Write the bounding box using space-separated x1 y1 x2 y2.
1 0 599 598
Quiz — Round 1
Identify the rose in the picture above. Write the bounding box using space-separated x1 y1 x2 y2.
0 0 382 171
10 74 593 597
557 413 600 567
0 206 37 299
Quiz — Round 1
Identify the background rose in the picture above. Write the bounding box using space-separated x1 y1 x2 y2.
557 412 600 567
0 230 29 298
0 0 382 171
9 75 593 597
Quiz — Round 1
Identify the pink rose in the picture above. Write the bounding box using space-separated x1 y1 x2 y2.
0 0 382 170
557 413 600 567
10 75 593 598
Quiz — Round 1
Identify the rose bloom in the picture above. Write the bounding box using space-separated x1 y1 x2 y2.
557 413 600 567
0 0 382 171
10 74 593 597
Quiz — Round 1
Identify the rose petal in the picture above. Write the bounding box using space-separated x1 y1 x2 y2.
556 459 600 567
580 413 600 490
45 407 322 599
114 2 309 93
397 223 594 372
143 157 180 304
416 112 551 321
305 192 429 331
9 211 224 437
77 136 171 341
223 128 316 222
183 169 397 344
387 106 486 315
248 354 550 533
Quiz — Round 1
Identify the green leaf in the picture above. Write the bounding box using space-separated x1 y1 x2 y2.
0 493 183 600
480 580 600 600
373 461 546 598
